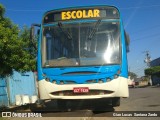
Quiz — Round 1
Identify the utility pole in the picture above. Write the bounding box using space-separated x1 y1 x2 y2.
143 51 151 67
143 51 152 85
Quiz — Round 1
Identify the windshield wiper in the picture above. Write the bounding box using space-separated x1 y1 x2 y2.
58 22 72 40
88 19 101 40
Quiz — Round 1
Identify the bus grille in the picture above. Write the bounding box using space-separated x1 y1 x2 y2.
50 90 114 96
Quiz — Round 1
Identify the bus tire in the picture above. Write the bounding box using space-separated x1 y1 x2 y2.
35 99 45 108
112 97 120 107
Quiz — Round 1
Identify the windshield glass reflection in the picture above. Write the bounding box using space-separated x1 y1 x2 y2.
42 21 120 67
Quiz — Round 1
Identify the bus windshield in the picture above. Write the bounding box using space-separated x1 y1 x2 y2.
42 20 120 67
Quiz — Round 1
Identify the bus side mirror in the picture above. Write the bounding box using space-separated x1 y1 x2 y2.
30 25 35 41
30 24 41 49
124 31 130 52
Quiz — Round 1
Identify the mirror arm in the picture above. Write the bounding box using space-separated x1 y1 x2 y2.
30 23 41 50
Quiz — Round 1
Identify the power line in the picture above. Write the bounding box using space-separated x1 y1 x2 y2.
135 65 147 72
5 4 160 12
131 34 160 42
130 51 151 76
131 24 160 35
131 65 147 76
131 64 146 71
120 4 160 9
6 8 45 12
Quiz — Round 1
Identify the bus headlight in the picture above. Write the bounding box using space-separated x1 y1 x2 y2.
98 79 103 83
45 78 50 82
52 80 57 84
60 81 64 85
106 78 111 82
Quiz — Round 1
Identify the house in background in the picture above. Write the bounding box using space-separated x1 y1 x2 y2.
150 57 160 85
150 57 160 67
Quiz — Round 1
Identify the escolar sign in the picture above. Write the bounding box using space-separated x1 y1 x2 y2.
61 9 100 20
43 7 120 23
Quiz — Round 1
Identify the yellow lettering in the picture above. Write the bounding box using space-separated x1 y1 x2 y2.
71 11 76 19
61 12 66 20
88 10 93 17
76 10 83 18
61 9 100 20
83 10 88 18
94 9 100 17
66 11 71 19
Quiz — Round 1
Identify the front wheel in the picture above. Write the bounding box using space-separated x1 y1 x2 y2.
30 99 45 112
35 99 45 108
112 97 120 107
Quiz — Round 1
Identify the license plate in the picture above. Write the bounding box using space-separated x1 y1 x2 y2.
73 87 89 93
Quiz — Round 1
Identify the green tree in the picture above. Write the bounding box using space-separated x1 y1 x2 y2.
0 4 36 77
145 66 160 77
16 26 37 72
128 71 137 79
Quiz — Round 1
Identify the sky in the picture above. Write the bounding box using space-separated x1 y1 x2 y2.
0 0 160 77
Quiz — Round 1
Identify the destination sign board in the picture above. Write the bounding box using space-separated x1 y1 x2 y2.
43 6 119 24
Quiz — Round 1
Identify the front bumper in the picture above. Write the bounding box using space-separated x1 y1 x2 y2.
38 77 129 100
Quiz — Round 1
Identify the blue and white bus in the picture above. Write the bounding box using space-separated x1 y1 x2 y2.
31 5 130 108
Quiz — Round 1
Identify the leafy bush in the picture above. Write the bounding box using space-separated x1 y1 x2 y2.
145 66 160 77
